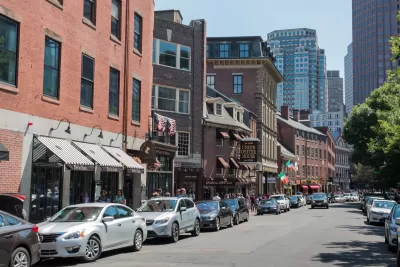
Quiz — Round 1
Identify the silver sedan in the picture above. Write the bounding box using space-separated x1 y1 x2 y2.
37 203 147 262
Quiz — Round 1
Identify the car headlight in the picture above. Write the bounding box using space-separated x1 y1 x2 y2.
64 231 84 240
154 218 171 224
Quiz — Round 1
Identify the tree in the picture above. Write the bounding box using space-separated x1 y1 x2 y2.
343 14 400 187
352 163 375 185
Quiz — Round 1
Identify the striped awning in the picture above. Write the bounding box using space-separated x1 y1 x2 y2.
102 146 144 173
72 142 123 172
36 136 94 170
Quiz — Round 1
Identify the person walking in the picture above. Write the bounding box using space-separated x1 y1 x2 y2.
213 193 221 200
114 189 126 205
97 190 110 203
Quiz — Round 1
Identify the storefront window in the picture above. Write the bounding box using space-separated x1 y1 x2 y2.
98 172 119 200
147 173 172 197
183 181 196 200
30 166 62 222
70 171 94 205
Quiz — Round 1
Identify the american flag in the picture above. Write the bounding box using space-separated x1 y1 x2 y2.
290 162 298 172
168 118 176 136
155 113 166 131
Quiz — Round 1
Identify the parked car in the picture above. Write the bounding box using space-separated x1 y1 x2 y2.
0 193 28 220
343 193 352 202
257 199 281 215
333 194 346 203
0 210 41 267
222 198 249 225
310 193 329 209
351 193 360 202
289 195 301 208
365 197 385 215
38 203 146 262
138 197 200 242
385 204 400 251
298 195 306 206
270 194 290 212
367 199 395 224
196 200 234 231
305 194 313 205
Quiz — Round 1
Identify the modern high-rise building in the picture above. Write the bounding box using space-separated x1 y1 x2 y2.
267 28 328 112
344 43 353 115
352 0 399 105
327 70 343 112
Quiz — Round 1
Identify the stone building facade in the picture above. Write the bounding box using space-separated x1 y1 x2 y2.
334 133 350 191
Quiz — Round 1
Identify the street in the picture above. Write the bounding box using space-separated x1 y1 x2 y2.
36 202 396 267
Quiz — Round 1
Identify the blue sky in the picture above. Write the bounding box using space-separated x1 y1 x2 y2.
154 0 352 76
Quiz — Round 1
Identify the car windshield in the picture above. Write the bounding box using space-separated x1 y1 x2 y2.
50 207 102 222
223 199 238 208
368 198 382 205
196 202 218 210
289 196 298 200
334 195 341 198
138 199 177 212
313 194 326 200
271 195 284 200
373 201 395 209
393 206 400 218
260 199 276 205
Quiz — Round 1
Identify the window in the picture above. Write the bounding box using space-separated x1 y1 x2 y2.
324 150 326 160
80 54 94 108
206 44 209 57
315 148 318 159
184 199 194 208
239 43 249 57
302 165 305 176
302 145 305 157
152 39 156 63
103 206 118 219
215 103 222 115
109 68 120 115
0 15 18 86
132 79 141 122
233 75 243 94
216 138 223 146
0 215 4 227
133 13 142 52
180 46 190 70
216 167 224 175
316 166 319 177
3 214 22 226
206 75 215 88
83 0 96 24
152 85 189 114
177 132 190 157
111 0 121 39
296 145 299 156
116 206 132 218
159 40 177 68
43 37 61 99
230 140 237 147
219 43 229 58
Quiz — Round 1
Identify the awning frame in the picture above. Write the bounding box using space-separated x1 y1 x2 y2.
102 146 144 174
216 129 230 139
229 131 242 141
229 158 240 169
216 157 230 169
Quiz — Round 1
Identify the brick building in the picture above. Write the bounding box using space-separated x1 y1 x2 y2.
206 36 283 194
334 132 350 191
0 0 153 221
314 127 336 191
148 10 206 200
277 106 329 194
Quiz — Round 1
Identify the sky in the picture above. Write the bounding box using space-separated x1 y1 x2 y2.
154 0 352 77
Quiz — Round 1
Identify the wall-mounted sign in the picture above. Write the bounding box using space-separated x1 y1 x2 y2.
239 141 258 162
140 141 157 164
205 181 233 185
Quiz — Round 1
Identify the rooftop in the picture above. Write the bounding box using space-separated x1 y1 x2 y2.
277 113 325 136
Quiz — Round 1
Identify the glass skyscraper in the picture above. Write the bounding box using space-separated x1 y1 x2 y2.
352 0 399 106
267 28 328 112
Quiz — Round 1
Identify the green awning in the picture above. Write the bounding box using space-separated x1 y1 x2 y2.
0 143 9 161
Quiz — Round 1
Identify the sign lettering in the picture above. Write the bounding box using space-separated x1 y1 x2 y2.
239 141 258 162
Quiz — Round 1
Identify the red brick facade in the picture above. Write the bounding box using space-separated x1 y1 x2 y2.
0 129 23 193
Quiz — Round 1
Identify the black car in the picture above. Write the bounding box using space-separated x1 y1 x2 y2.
0 210 41 267
257 199 281 215
311 193 329 209
289 195 301 208
222 198 249 225
196 200 234 231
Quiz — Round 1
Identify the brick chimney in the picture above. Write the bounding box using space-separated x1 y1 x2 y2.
281 105 290 120
292 110 300 122
155 10 183 24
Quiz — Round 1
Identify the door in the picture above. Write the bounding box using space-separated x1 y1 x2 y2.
0 215 16 267
184 199 196 227
102 206 123 249
219 202 229 225
177 199 190 230
115 205 135 246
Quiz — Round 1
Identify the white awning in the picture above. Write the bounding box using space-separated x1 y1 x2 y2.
102 146 144 173
36 136 94 170
72 142 123 172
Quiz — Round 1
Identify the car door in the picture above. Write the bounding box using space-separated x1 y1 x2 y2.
116 205 136 246
184 199 196 227
0 214 16 267
219 202 229 224
237 199 245 220
385 207 394 235
102 206 122 249
177 199 190 230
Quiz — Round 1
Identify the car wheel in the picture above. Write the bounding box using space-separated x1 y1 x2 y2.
169 222 180 243
191 218 200 237
276 210 279 215
288 205 290 211
81 236 102 262
385 231 389 244
397 247 400 266
311 206 314 209
234 214 240 225
326 205 329 209
215 217 220 231
229 216 234 227
10 247 30 267
244 212 249 222
367 216 370 224
132 229 143 252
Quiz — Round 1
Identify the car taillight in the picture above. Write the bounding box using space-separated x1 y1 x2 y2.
32 225 39 233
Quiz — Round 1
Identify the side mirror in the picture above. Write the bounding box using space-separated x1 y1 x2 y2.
395 218 400 225
180 207 187 212
102 216 114 223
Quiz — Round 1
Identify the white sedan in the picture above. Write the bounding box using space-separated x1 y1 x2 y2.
367 200 396 224
270 194 290 212
38 203 147 262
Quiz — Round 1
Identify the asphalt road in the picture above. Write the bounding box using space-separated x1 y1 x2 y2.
37 202 397 267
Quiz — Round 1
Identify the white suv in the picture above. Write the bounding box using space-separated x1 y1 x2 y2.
270 194 290 212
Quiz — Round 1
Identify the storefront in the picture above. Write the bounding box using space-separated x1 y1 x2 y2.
174 165 202 201
203 179 235 199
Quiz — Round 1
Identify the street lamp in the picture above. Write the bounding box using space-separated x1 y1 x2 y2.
50 118 71 134
83 125 103 140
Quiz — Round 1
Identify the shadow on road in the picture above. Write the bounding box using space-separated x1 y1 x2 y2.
329 203 361 209
313 240 396 267
144 234 192 246
336 224 385 237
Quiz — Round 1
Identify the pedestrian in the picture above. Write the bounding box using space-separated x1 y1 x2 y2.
181 188 187 197
250 194 256 211
97 190 110 203
151 192 159 199
157 188 163 196
213 193 221 200
114 189 126 205
176 189 182 198
165 192 171 197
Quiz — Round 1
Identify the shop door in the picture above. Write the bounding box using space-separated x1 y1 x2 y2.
30 166 62 222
